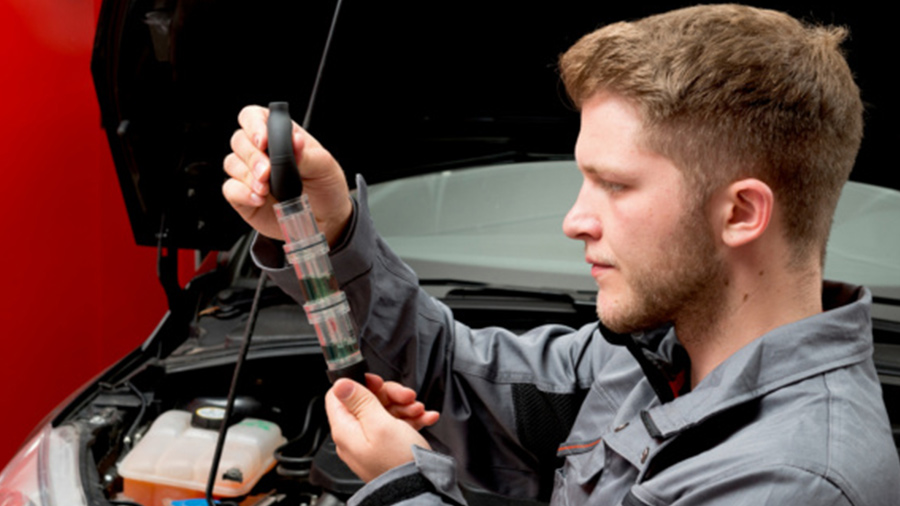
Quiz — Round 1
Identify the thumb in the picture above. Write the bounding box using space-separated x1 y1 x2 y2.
333 378 384 422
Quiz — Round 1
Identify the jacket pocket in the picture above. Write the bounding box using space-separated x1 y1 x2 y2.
551 437 606 504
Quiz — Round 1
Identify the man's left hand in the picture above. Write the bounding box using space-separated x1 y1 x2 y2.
325 378 433 483
364 373 440 431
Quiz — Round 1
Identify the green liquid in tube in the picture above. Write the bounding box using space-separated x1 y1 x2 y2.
301 274 339 301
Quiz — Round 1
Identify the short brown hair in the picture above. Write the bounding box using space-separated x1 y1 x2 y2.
560 4 863 265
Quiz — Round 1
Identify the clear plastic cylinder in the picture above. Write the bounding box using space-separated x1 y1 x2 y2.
303 292 363 370
274 193 365 379
284 233 339 301
274 194 320 244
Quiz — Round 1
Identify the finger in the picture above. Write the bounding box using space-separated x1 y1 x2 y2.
365 374 398 410
292 128 340 183
402 410 441 431
387 401 426 420
380 381 417 406
366 374 418 410
229 130 270 197
223 151 269 198
237 105 270 150
397 407 441 430
419 410 440 427
222 152 247 180
222 178 266 210
292 123 305 168
364 374 419 410
332 378 385 427
324 382 367 450
364 373 385 395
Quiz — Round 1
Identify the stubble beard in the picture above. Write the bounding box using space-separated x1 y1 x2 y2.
597 204 726 335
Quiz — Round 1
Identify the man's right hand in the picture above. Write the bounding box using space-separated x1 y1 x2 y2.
222 105 353 246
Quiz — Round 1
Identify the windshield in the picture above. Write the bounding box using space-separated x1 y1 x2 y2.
828 182 900 301
368 161 590 294
367 161 900 307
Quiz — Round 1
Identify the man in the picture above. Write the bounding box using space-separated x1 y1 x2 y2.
223 4 899 505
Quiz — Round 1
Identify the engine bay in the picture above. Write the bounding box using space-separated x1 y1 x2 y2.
58 266 598 506
69 340 360 506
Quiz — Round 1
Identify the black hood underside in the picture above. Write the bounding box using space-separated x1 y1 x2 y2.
92 0 895 250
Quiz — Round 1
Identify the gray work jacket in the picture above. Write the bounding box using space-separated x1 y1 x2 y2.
255 176 900 506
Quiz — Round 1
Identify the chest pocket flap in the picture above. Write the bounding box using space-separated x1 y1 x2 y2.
556 437 605 486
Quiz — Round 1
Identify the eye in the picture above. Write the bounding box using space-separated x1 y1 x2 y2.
598 179 626 193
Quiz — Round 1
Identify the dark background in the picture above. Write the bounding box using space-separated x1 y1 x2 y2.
95 0 894 251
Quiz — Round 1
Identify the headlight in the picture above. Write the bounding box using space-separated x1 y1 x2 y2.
0 424 88 506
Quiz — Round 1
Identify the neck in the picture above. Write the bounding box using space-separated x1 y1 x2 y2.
676 260 823 388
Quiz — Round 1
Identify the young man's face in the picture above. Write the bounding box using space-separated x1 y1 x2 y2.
563 93 723 333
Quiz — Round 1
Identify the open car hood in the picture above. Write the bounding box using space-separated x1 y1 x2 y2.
91 1 895 251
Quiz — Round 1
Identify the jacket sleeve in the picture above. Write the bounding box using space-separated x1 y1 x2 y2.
346 446 467 506
253 175 605 502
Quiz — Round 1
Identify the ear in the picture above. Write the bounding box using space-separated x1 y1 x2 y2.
714 178 774 248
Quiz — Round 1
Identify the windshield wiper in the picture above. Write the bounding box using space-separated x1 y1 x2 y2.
874 295 900 307
420 279 597 332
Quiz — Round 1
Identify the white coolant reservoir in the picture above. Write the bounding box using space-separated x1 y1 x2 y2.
118 410 286 506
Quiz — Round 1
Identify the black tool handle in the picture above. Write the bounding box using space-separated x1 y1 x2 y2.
267 102 303 202
326 358 369 385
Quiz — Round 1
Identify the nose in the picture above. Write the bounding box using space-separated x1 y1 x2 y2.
563 179 602 241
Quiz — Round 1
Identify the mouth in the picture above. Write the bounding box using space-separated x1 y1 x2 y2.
591 264 614 278
587 256 615 278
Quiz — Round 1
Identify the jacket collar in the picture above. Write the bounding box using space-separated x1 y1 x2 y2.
636 282 872 439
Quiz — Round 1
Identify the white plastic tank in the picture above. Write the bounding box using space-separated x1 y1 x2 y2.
117 410 286 506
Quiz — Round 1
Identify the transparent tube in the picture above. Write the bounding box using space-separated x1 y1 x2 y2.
274 195 365 380
274 195 320 244
284 234 340 301
304 292 362 370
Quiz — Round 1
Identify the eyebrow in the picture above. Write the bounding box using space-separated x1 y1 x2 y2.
579 163 631 181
